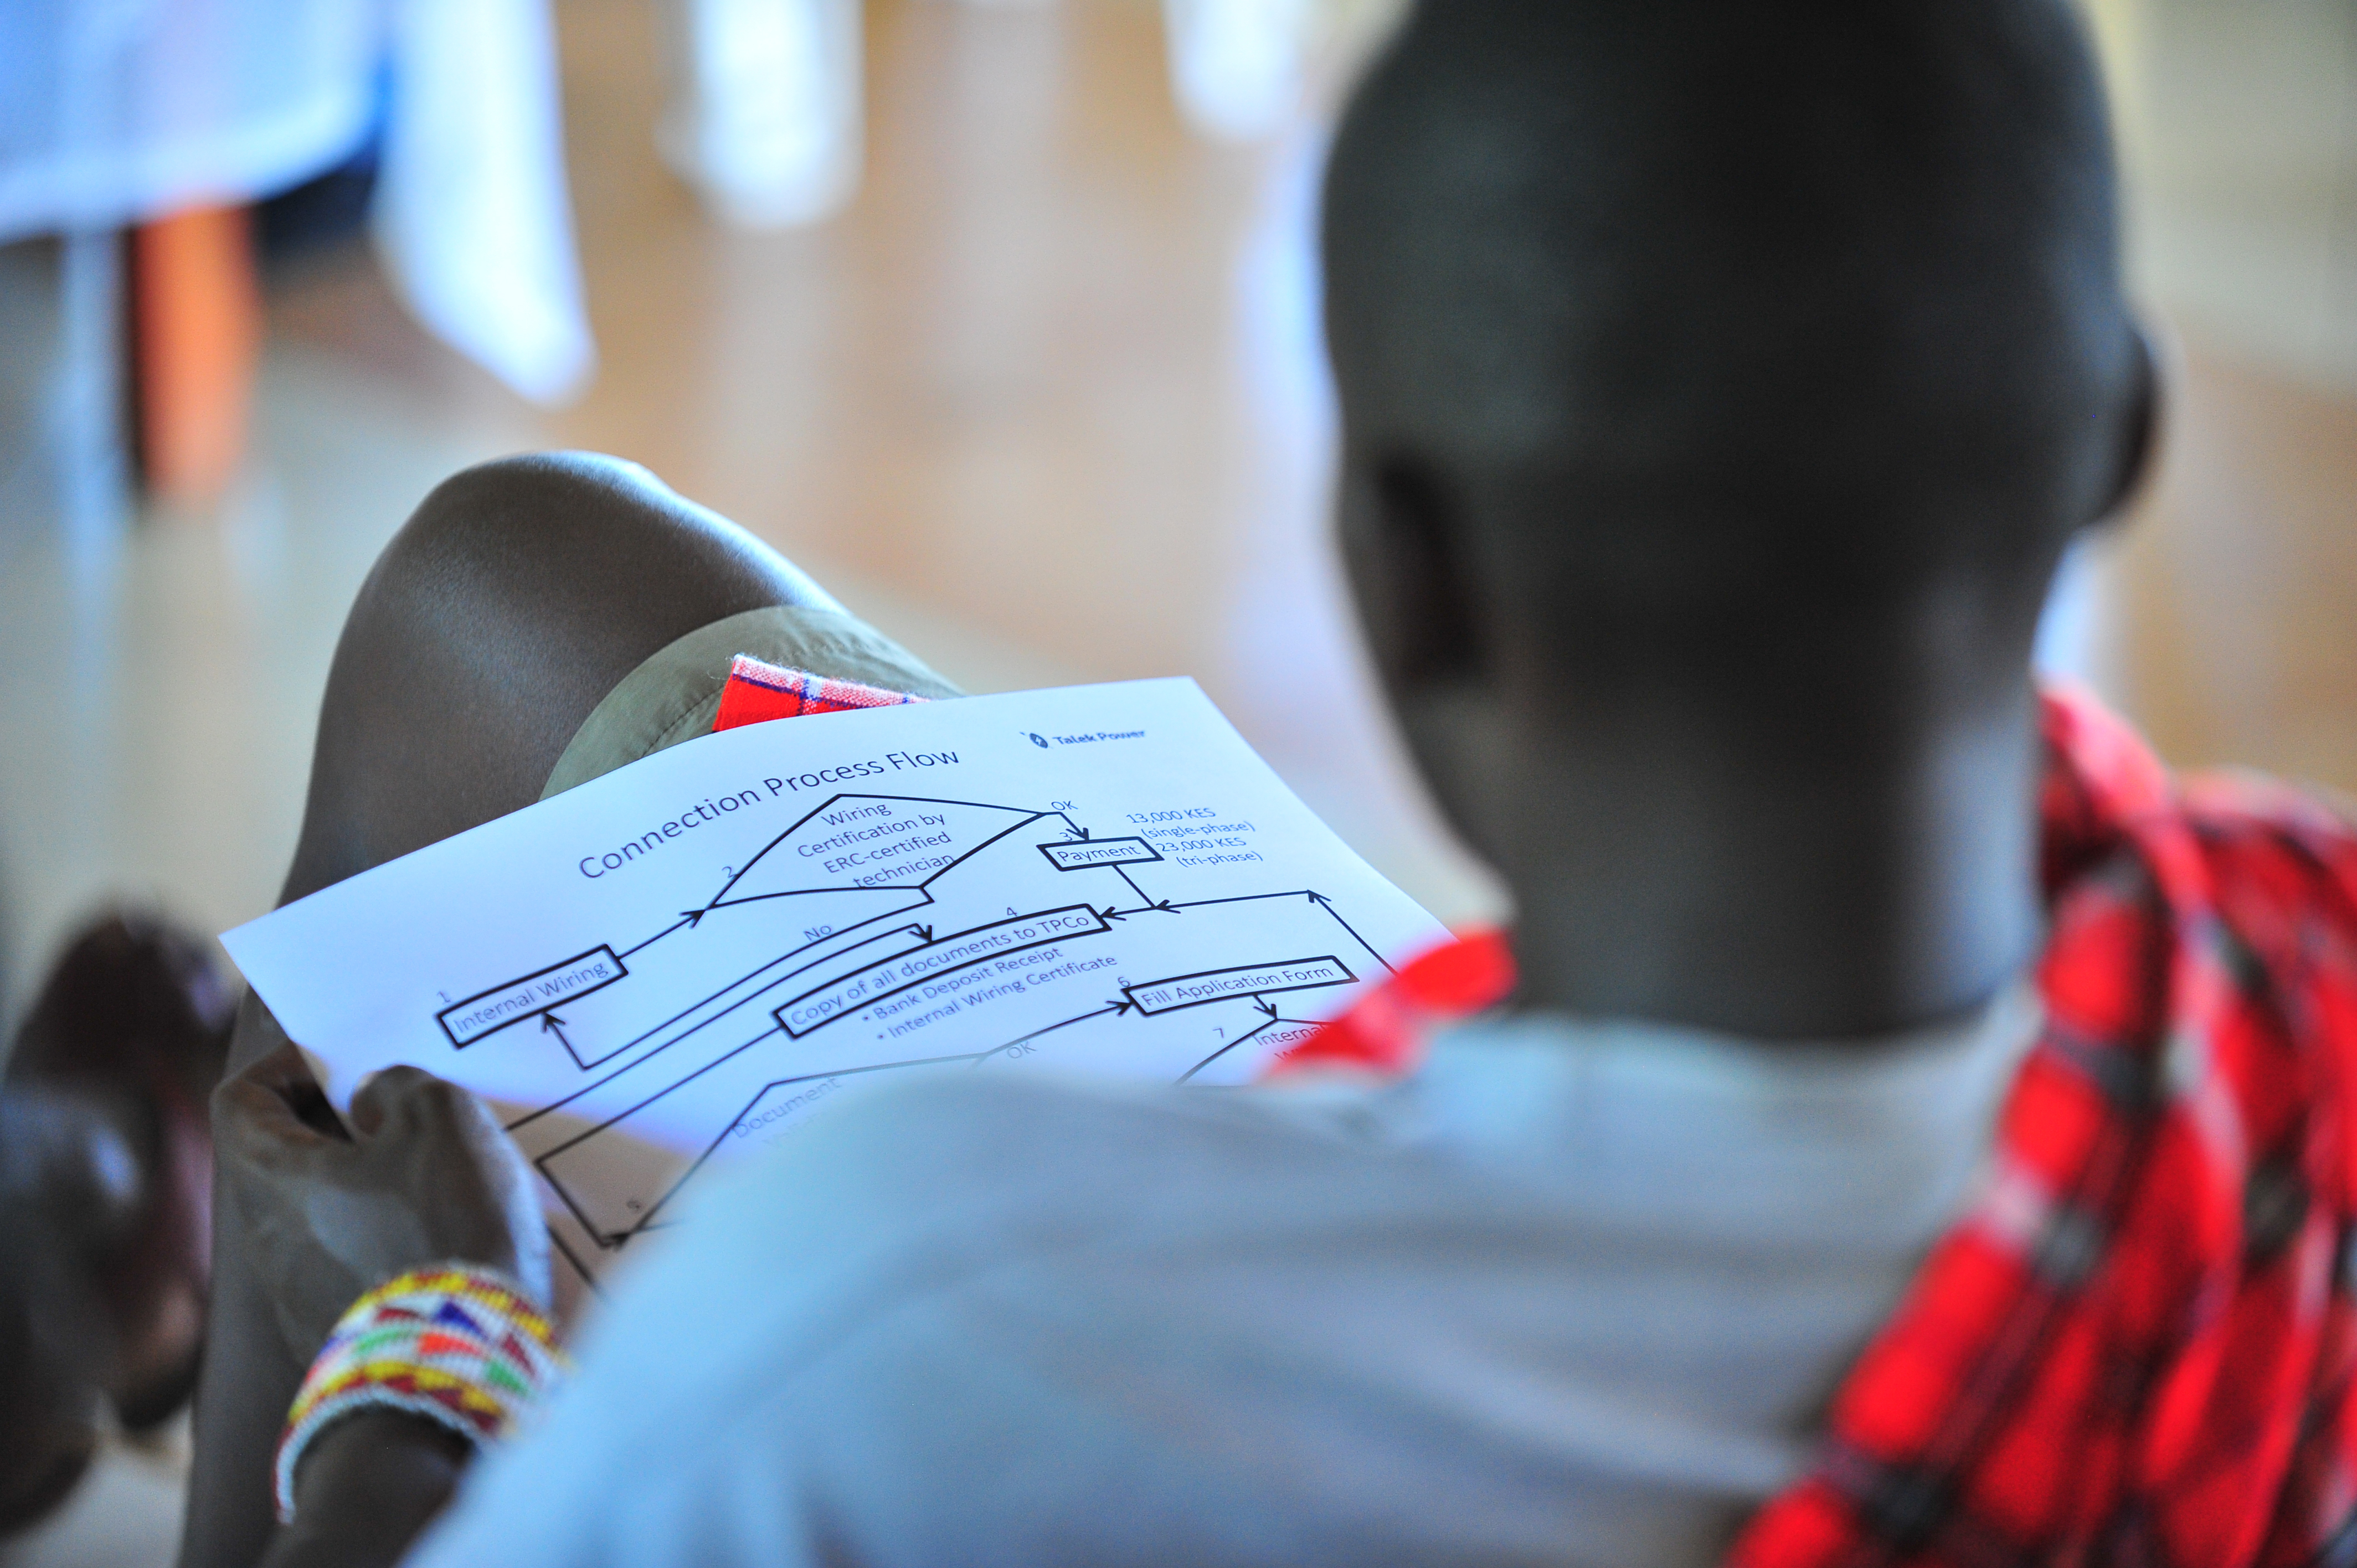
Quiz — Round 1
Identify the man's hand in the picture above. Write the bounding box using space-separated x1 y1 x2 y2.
212 1045 550 1365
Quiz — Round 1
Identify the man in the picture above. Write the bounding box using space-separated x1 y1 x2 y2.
187 2 2357 1566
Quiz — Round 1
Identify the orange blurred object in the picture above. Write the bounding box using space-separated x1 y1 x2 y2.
130 205 263 507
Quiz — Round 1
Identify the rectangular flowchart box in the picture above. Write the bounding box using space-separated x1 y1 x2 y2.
439 946 628 1048
1124 955 1354 1015
774 904 1112 1038
1036 836 1165 871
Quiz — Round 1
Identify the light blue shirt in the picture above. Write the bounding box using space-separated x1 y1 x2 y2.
410 988 2036 1568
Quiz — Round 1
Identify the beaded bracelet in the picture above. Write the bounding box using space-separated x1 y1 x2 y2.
274 1262 567 1523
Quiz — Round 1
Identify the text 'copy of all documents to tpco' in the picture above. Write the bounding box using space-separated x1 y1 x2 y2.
222 678 1450 1285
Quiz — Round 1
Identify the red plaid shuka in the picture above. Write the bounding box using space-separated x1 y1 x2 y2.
1276 687 2357 1568
712 654 929 732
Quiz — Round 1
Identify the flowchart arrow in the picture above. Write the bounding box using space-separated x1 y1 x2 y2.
1306 890 1394 974
985 999 1137 1064
1097 901 1177 922
680 908 707 929
1107 866 1180 915
542 1012 573 1051
1253 996 1278 1019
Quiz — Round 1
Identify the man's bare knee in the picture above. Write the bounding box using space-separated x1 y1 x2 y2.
365 453 658 606
356 453 834 657
281 453 833 901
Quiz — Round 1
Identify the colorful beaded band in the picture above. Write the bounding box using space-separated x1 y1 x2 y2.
274 1262 566 1523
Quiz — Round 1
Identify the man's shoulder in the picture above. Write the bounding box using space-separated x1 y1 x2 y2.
750 1067 1388 1230
657 1068 1397 1298
557 1070 1435 1441
432 1065 1586 1568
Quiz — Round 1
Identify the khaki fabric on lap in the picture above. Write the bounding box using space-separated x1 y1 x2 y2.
539 604 964 801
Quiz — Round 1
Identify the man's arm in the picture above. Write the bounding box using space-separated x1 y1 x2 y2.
198 1045 553 1567
263 1414 470 1568
179 453 856 1567
180 998 326 1568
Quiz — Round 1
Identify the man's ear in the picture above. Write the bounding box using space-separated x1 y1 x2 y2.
1339 452 1488 694
2092 322 2163 529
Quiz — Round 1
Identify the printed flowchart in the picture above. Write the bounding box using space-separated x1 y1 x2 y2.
466 790 1386 1256
223 679 1451 1290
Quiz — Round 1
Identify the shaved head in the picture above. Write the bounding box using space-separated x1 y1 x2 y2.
1324 0 2149 651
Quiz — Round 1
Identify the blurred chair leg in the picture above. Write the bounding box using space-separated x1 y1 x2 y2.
657 0 864 228
48 232 132 554
128 205 262 509
1162 0 1312 141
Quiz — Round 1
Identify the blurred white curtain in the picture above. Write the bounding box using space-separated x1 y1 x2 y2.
0 0 594 405
375 0 594 401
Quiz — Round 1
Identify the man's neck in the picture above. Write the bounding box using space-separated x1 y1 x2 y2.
1486 675 2046 1043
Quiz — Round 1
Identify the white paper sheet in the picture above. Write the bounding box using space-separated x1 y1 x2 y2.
222 679 1449 1285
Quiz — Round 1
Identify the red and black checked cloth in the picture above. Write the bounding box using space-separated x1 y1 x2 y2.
712 654 929 730
1745 689 2357 1567
723 659 2357 1563
1278 687 2357 1567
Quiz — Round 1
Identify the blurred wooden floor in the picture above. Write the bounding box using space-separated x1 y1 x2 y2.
2107 339 2357 797
554 0 1267 685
